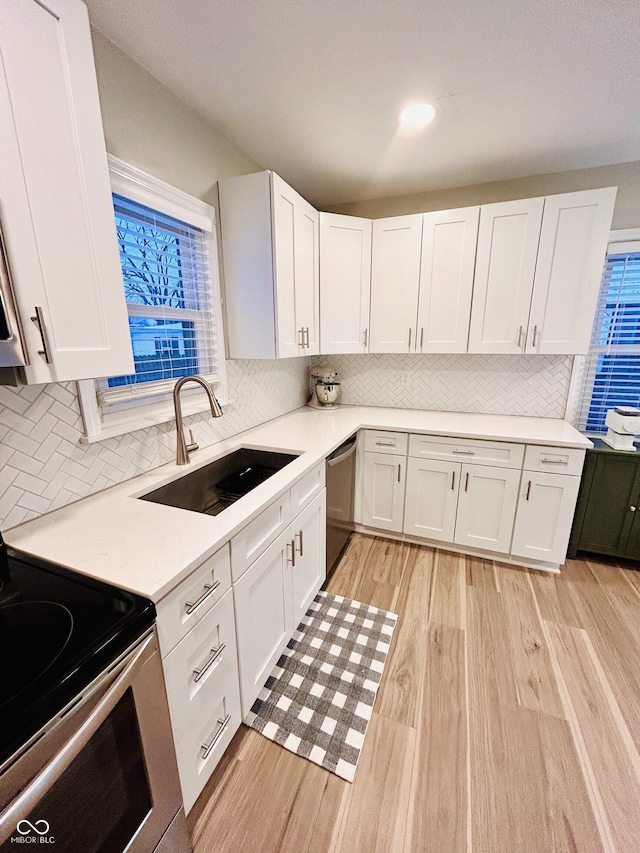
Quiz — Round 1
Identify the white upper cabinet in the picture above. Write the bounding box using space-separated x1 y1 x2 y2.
0 0 134 384
526 187 617 354
319 213 371 353
369 215 423 353
417 207 479 353
219 171 319 359
468 197 545 354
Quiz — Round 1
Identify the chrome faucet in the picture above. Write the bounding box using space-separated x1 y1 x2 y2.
173 375 223 465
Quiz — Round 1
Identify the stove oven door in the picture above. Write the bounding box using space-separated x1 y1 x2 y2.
0 629 190 852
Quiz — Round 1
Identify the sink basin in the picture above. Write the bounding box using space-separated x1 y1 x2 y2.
140 448 299 516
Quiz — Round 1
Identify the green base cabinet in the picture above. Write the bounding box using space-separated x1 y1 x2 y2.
568 440 640 560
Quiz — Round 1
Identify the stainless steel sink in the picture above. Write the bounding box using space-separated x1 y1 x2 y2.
139 448 299 516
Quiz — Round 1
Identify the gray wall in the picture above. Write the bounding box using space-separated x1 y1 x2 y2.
328 160 640 230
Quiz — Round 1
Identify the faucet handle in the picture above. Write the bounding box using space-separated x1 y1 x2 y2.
186 429 199 452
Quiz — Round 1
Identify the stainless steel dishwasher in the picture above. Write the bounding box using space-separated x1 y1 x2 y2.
325 433 357 578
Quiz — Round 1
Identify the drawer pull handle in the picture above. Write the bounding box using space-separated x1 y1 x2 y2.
193 643 226 682
185 580 220 614
201 714 232 759
525 480 532 501
451 470 455 490
295 529 304 556
375 441 395 447
453 449 474 455
539 458 566 465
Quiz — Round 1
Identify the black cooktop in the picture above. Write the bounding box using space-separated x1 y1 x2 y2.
0 541 155 769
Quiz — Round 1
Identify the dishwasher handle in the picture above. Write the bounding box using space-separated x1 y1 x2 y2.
327 436 357 467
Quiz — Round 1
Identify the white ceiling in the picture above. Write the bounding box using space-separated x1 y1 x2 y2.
84 0 640 208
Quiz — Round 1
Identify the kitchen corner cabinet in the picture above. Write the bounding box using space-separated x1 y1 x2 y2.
319 212 372 353
0 0 134 384
219 170 319 359
369 215 423 353
568 442 640 560
468 188 617 355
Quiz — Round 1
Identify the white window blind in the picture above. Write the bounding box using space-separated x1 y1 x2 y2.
575 240 640 433
78 157 227 442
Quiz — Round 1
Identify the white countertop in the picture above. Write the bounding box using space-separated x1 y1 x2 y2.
5 405 591 602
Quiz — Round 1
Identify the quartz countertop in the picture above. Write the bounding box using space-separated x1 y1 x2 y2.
5 406 591 602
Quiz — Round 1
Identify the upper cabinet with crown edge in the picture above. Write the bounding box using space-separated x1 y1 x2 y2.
218 171 320 359
0 0 134 384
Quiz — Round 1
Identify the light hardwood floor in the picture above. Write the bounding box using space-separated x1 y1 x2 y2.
188 534 640 853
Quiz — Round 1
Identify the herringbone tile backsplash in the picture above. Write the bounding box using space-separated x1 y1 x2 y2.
0 353 572 529
313 353 572 417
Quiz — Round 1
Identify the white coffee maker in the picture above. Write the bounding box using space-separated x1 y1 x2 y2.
307 367 341 409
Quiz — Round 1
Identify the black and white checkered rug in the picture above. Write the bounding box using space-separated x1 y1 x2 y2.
245 591 398 782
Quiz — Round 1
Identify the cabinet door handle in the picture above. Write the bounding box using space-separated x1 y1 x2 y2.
363 328 368 347
287 539 296 567
451 470 456 490
304 327 310 348
532 325 538 347
464 472 469 492
420 327 424 351
193 643 226 682
185 580 220 614
408 328 412 350
32 306 53 364
630 506 637 512
298 328 304 347
517 325 523 348
295 529 303 556
525 480 532 501
201 714 232 760
397 463 401 482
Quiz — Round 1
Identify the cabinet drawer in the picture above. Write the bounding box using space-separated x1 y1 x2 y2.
231 491 291 581
364 430 408 455
523 445 585 476
174 672 241 813
408 434 524 469
156 545 231 658
290 462 325 517
163 588 239 741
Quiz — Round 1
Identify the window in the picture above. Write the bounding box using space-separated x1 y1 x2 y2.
78 157 227 441
574 232 640 433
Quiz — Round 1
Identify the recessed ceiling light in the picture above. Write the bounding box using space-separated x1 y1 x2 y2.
399 103 437 129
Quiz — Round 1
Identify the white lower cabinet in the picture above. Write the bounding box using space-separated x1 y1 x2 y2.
362 451 406 532
234 488 327 718
403 457 459 542
454 464 521 554
511 471 582 563
156 545 242 814
362 429 583 568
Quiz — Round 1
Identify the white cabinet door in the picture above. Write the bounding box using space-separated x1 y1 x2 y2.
511 472 581 564
219 171 318 359
319 213 372 353
454 464 521 554
404 457 460 542
527 188 617 355
361 451 406 532
291 491 326 630
417 207 479 353
234 529 294 717
0 0 133 383
468 198 544 354
369 215 422 353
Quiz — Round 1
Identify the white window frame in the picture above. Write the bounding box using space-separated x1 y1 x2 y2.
567 227 640 430
78 156 228 443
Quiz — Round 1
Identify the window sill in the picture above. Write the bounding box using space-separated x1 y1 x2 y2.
77 378 230 443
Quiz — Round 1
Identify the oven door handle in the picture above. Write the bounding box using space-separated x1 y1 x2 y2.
0 633 154 845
